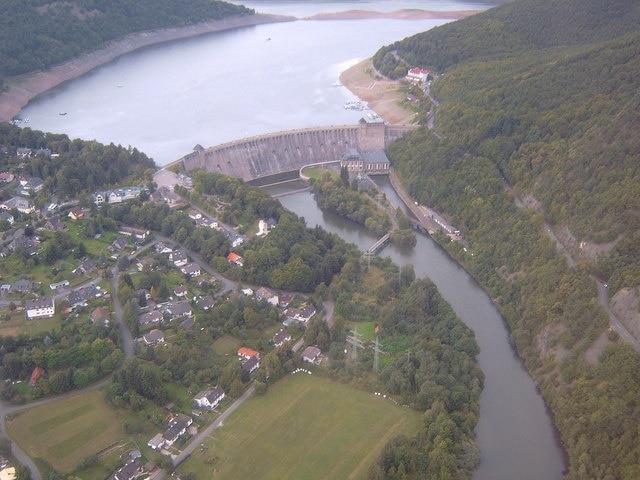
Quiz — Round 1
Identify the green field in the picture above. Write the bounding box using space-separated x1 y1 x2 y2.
180 373 420 479
6 390 125 473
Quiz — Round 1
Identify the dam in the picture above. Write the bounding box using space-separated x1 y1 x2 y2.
175 118 417 183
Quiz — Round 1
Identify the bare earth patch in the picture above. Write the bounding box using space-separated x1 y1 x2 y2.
610 287 640 339
306 9 481 20
340 59 417 125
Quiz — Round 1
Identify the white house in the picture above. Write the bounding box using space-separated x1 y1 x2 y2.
143 329 165 345
193 386 225 410
406 67 430 83
25 296 55 320
302 345 322 364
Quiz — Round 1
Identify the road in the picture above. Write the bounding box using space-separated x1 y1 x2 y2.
596 280 640 352
171 386 255 469
540 221 640 350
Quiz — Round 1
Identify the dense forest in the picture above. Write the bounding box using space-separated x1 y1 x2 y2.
373 0 640 478
0 0 253 87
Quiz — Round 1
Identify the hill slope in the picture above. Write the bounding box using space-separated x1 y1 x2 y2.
373 0 640 478
0 0 253 81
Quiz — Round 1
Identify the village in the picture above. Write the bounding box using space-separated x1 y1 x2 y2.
0 150 334 480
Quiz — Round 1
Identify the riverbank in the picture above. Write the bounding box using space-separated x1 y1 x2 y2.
0 13 293 122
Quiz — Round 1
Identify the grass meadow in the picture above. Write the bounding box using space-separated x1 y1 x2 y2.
6 390 125 473
180 373 420 479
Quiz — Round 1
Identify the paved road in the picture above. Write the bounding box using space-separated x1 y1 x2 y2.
540 221 640 350
596 280 640 352
172 386 255 467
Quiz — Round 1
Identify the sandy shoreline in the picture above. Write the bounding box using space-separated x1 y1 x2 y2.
0 13 293 122
339 58 416 125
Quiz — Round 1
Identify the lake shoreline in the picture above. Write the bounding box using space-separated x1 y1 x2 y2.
0 13 294 122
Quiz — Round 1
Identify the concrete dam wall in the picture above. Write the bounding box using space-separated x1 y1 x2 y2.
179 122 416 182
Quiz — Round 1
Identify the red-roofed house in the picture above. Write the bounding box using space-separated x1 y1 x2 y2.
227 252 244 266
406 67 430 83
237 347 259 360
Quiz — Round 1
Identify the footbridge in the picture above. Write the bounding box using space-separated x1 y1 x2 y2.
174 121 416 183
364 233 391 256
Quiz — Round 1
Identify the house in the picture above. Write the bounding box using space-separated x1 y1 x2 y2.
11 279 39 293
113 458 143 480
193 386 225 410
278 293 293 308
0 172 14 183
273 329 292 348
188 209 201 220
17 176 44 196
179 317 195 331
255 286 278 306
174 285 188 297
67 284 103 308
238 347 259 360
170 249 188 267
1 196 35 214
109 237 128 252
181 262 201 277
16 148 31 158
43 217 65 231
72 258 96 275
67 207 84 220
118 226 150 243
162 413 192 446
0 211 14 225
138 310 163 326
155 242 174 254
147 433 165 451
90 306 110 324
0 467 16 480
136 257 154 272
25 296 55 319
143 329 165 345
49 280 69 291
301 345 322 364
166 300 192 320
9 234 39 255
227 252 244 266
283 305 316 326
406 67 430 83
93 192 106 205
197 295 215 311
241 355 260 375
151 186 184 206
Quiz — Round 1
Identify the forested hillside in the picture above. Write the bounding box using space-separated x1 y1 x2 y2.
0 0 252 84
373 0 640 478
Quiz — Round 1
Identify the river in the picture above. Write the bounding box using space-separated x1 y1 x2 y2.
17 1 565 478
270 178 566 480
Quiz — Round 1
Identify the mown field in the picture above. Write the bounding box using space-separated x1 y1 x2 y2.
5 390 125 473
180 373 420 479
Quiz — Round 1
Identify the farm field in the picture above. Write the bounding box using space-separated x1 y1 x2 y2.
180 373 420 479
5 390 125 473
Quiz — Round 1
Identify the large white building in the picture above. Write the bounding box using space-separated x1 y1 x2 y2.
25 296 55 320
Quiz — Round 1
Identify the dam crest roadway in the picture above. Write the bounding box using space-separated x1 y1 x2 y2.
164 118 417 184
